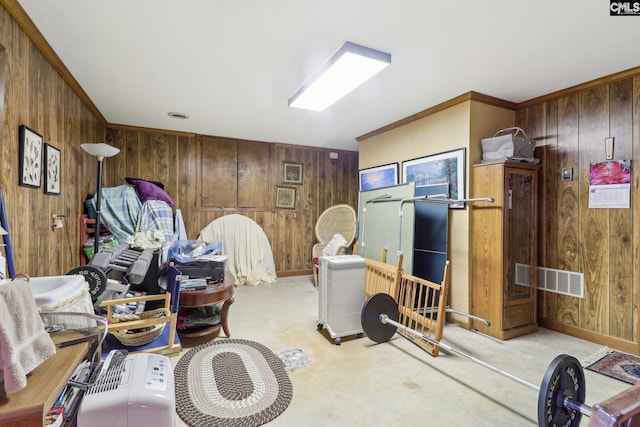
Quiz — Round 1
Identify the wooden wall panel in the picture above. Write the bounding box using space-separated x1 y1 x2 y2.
578 86 610 334
608 79 634 341
0 5 105 277
556 93 580 327
518 70 640 351
542 101 559 321
105 128 358 275
634 76 640 345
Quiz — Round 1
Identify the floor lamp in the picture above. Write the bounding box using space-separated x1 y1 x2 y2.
81 143 120 257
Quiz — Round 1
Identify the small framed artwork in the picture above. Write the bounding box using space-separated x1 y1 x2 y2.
44 143 61 195
359 162 399 191
282 162 303 184
19 125 43 188
275 185 296 209
402 147 466 208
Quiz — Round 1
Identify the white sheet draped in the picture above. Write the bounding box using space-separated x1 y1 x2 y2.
198 215 277 285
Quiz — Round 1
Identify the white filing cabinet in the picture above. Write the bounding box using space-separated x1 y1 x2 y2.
317 255 365 345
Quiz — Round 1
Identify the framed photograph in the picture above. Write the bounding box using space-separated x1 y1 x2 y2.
19 125 43 188
402 147 466 208
275 185 296 209
359 162 399 191
282 162 303 184
44 143 61 195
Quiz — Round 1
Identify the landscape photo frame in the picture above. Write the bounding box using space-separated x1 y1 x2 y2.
402 147 466 208
19 124 43 188
359 162 399 191
44 143 61 195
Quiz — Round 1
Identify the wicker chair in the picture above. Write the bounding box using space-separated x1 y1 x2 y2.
312 204 357 287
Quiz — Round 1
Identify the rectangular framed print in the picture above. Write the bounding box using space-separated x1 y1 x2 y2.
359 162 399 191
402 147 466 208
19 125 43 188
282 162 303 184
275 185 296 209
44 143 61 195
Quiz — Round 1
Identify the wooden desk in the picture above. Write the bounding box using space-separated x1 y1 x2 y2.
0 335 90 427
178 279 234 338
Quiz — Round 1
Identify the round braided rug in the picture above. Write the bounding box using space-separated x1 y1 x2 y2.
174 339 293 427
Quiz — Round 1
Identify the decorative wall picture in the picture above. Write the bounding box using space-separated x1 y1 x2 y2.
359 162 399 191
275 185 296 209
282 162 303 184
402 147 466 208
44 143 61 195
19 125 43 188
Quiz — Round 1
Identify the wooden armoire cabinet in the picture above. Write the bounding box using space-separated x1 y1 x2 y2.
470 161 539 340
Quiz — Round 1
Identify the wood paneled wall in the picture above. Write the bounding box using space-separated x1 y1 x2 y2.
105 127 359 275
517 69 640 352
0 5 105 277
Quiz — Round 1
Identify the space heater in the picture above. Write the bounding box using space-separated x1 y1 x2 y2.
77 353 175 427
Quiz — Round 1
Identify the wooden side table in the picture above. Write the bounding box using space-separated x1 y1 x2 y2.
178 278 234 338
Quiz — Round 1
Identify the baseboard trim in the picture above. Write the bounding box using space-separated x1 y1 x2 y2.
539 318 638 355
277 269 313 277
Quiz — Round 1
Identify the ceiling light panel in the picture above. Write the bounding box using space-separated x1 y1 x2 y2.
289 42 391 112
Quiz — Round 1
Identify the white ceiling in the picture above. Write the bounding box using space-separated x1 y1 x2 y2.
16 0 640 152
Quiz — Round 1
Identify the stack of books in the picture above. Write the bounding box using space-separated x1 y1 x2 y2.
180 278 207 291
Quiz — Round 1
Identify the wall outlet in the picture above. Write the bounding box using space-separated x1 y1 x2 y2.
51 214 64 229
562 167 573 181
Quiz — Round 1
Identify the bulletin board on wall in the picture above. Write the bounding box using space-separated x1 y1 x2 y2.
357 182 416 273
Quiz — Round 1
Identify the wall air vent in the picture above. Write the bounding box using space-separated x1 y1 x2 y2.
514 264 584 298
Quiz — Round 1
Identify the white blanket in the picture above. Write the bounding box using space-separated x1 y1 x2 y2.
198 215 277 285
0 279 57 394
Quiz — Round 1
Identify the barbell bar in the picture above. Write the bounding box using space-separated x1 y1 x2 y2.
361 293 593 427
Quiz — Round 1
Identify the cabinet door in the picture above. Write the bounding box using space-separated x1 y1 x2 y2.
504 167 537 306
198 136 272 210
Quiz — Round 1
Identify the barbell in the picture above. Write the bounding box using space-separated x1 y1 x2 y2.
361 292 594 427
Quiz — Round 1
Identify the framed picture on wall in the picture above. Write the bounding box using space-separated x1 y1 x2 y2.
359 162 399 191
44 143 61 195
275 185 296 209
282 162 303 184
18 125 43 188
402 147 466 208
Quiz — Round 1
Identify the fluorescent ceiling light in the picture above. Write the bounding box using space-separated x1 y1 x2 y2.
289 41 391 112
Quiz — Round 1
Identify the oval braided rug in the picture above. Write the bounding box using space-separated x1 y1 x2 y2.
174 339 293 427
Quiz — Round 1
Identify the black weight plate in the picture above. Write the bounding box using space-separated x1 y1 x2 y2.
537 354 585 427
361 293 399 343
67 265 107 303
